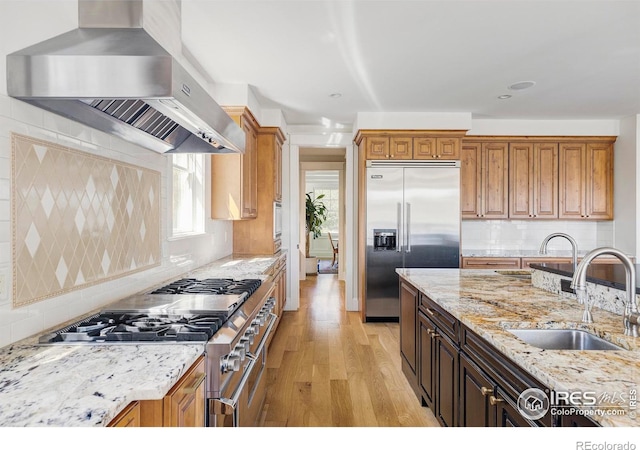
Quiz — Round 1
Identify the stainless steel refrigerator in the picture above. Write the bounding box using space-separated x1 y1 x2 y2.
365 160 460 321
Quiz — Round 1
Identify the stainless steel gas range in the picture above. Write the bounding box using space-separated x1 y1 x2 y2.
39 277 277 427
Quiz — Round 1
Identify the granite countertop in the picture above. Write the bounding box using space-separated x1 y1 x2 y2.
396 268 640 427
0 253 283 427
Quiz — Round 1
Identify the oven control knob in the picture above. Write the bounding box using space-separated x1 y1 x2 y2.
253 316 265 327
245 327 257 343
221 354 241 373
232 345 246 361
239 338 251 352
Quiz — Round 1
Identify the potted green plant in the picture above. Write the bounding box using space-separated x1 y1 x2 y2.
305 192 328 274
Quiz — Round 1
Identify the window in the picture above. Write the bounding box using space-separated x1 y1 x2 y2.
305 170 339 234
172 153 205 236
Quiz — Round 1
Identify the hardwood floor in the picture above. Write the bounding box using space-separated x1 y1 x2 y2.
260 274 439 427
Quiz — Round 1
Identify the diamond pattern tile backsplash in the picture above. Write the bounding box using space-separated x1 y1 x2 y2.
11 133 161 308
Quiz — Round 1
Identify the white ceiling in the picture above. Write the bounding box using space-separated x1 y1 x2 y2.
180 0 640 129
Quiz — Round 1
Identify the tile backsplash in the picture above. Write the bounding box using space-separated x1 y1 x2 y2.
0 95 233 347
11 133 161 307
461 220 614 254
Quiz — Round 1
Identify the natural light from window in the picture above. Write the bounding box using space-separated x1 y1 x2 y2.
172 153 205 236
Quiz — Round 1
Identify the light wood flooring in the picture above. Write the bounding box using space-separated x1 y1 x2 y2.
260 273 440 427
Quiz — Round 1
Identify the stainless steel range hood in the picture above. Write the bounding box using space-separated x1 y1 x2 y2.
6 0 244 154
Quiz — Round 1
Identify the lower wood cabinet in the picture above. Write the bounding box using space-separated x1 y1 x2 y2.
400 278 602 427
461 257 521 269
418 295 459 427
459 353 493 427
400 280 420 397
108 401 141 427
109 355 206 427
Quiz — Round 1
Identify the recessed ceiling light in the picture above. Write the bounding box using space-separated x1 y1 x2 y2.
508 81 536 91
329 93 342 98
498 94 512 100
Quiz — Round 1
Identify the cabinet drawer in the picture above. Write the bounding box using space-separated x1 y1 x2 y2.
419 294 458 344
462 257 521 269
460 325 552 426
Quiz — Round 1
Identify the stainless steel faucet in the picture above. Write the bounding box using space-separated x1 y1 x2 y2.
570 247 640 337
539 232 579 273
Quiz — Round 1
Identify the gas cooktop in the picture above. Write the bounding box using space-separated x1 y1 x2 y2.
38 278 263 344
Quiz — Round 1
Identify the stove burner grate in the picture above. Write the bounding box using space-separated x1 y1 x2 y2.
149 278 262 297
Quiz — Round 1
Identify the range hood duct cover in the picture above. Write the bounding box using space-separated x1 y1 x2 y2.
6 4 244 154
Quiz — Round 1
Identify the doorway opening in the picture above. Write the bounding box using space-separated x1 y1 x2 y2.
306 170 340 274
299 149 346 285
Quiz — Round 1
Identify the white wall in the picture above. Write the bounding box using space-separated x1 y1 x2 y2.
0 1 234 347
613 115 639 256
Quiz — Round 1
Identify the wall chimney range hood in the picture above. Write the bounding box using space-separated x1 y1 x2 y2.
6 0 245 154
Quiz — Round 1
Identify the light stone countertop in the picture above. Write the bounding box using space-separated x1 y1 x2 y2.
396 268 640 427
0 253 283 427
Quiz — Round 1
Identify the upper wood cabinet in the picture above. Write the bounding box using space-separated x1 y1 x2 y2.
232 126 285 255
559 141 613 220
462 136 615 221
461 141 509 219
211 107 259 220
509 142 558 219
414 137 461 160
355 130 465 160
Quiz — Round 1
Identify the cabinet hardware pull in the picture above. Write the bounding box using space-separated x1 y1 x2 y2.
182 373 206 394
489 395 504 406
426 308 435 316
481 387 493 396
430 332 441 338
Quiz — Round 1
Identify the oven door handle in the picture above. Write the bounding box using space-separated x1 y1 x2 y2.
211 312 277 420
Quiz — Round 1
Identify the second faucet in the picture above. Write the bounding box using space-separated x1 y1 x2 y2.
539 232 579 274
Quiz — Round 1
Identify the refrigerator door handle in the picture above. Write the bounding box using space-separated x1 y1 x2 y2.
406 202 411 253
396 202 402 252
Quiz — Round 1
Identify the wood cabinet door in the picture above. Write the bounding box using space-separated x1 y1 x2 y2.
437 137 461 159
274 135 283 202
435 332 459 427
585 142 613 219
164 357 206 427
413 137 437 159
559 142 586 219
481 142 509 218
241 119 258 218
400 281 418 376
108 401 141 427
365 136 390 159
390 136 413 159
461 143 482 219
534 143 559 218
493 391 534 427
459 354 494 427
419 312 436 407
508 143 534 219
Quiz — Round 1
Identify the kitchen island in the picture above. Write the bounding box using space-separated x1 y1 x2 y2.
0 253 283 427
397 268 640 427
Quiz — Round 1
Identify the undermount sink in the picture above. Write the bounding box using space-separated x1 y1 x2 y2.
506 328 624 351
495 270 532 280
